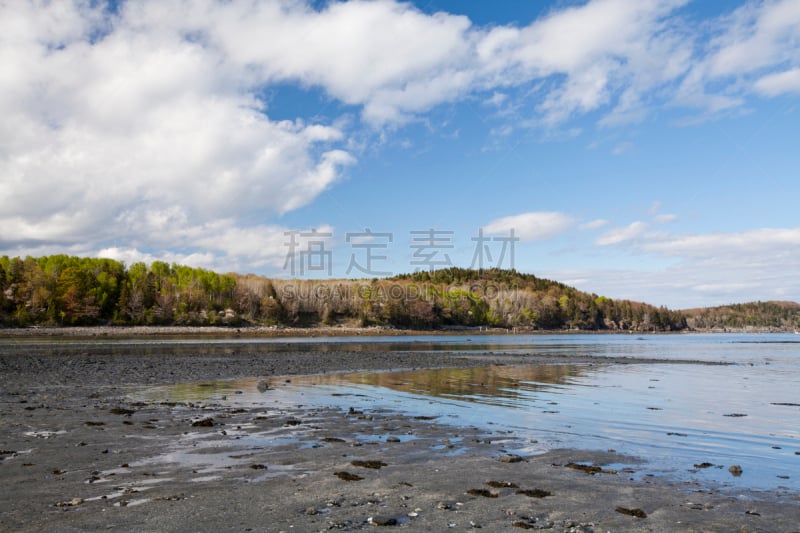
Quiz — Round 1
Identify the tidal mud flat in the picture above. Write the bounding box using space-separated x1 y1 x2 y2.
1 336 798 532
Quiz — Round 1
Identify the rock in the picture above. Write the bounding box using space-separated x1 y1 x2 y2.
192 418 214 427
109 408 134 415
466 488 498 498
499 454 523 463
516 489 552 498
250 464 267 470
306 507 317 515
486 481 518 488
386 436 401 443
334 471 364 481
615 507 647 518
257 380 270 392
729 465 743 476
55 498 83 507
369 516 398 526
693 462 714 469
351 460 387 469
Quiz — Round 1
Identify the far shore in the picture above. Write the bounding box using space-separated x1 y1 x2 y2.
0 324 794 338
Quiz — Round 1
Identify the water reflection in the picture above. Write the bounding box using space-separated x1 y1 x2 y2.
156 364 588 406
343 365 585 406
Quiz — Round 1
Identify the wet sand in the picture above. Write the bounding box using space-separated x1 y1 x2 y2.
1 334 798 532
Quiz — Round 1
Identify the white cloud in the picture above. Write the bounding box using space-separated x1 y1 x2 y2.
678 0 800 111
653 213 677 224
3 0 800 276
596 221 649 245
554 226 800 307
579 219 610 230
0 0 355 268
484 212 574 241
755 68 800 96
612 141 634 155
643 227 800 257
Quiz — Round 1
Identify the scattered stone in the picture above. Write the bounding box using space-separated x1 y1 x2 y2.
511 521 534 529
728 465 743 476
615 507 647 518
386 436 401 443
256 380 270 392
369 516 398 526
109 408 134 416
693 462 714 469
192 418 214 427
306 507 317 515
250 464 267 470
516 489 552 498
334 471 364 481
84 421 105 426
284 419 302 426
351 460 387 469
466 489 498 498
323 437 346 443
499 454 523 463
745 510 761 516
55 498 83 507
486 481 518 488
563 462 616 475
436 501 455 510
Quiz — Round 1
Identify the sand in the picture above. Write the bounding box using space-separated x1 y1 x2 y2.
1 331 798 532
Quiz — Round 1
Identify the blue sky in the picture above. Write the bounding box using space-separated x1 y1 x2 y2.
1 0 799 308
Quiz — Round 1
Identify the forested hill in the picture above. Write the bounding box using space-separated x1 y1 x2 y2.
0 255 791 331
681 301 800 331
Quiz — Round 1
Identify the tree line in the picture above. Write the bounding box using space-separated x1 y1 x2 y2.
0 256 793 331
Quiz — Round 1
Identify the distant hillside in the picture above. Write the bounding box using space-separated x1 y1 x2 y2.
0 256 688 331
681 301 800 331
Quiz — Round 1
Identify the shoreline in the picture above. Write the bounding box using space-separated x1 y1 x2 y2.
1 339 797 531
0 324 795 339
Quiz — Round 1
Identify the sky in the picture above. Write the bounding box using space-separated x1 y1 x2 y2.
1 0 799 309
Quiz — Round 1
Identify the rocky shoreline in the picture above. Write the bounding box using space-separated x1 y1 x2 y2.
1 336 798 532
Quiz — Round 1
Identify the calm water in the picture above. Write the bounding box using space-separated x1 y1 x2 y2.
140 333 800 492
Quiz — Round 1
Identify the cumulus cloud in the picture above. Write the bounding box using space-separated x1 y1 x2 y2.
2 0 800 275
0 0 354 270
483 212 574 241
